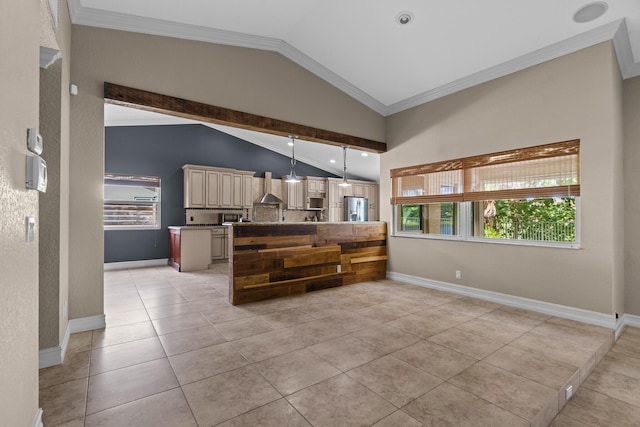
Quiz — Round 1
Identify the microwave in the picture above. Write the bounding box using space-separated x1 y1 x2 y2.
220 213 241 223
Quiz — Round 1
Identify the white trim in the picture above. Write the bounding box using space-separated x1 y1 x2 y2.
31 408 43 427
65 2 640 116
38 322 71 369
69 315 106 333
387 271 617 330
618 314 640 339
386 19 628 115
66 0 387 115
613 19 640 79
39 46 61 69
39 315 106 368
104 258 168 270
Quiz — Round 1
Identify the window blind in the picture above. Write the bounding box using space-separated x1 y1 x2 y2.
104 202 158 227
391 139 579 204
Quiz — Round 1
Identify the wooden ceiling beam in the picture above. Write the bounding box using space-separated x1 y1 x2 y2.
104 83 387 153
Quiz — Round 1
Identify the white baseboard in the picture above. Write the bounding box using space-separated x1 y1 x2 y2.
38 322 71 369
618 314 640 339
104 258 168 271
69 314 106 333
387 271 617 330
32 408 43 427
39 314 106 369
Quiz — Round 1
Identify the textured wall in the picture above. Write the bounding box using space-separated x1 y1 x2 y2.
383 42 624 315
39 61 62 349
38 0 72 351
624 76 640 316
104 124 338 262
0 0 41 424
70 25 385 320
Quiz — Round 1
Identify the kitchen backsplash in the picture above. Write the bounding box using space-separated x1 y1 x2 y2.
185 208 245 225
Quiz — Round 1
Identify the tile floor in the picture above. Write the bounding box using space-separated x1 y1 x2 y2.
38 264 640 426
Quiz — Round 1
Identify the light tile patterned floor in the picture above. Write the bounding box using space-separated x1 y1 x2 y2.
38 264 640 426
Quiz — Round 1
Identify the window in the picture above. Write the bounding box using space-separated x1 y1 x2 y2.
391 140 579 246
397 202 460 236
104 174 161 230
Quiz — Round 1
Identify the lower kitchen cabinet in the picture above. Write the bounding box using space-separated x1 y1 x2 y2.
168 227 212 272
211 227 228 261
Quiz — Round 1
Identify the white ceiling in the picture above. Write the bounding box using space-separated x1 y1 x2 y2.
88 1 640 182
69 0 640 116
104 104 381 182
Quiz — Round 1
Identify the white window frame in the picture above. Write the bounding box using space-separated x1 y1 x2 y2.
392 198 580 249
104 175 161 231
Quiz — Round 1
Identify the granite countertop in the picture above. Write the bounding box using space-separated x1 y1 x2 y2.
231 221 386 226
168 225 228 230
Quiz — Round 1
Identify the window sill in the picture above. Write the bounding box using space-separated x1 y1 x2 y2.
391 232 580 249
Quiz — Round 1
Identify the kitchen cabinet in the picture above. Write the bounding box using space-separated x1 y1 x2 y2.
184 168 206 208
168 227 211 272
282 178 304 210
211 227 228 260
365 183 379 221
183 165 255 209
327 178 345 221
304 177 327 210
306 178 326 194
352 183 365 197
168 228 181 269
205 170 220 207
242 174 253 208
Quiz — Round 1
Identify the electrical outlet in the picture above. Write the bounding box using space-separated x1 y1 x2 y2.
565 385 573 400
62 301 68 319
337 265 342 273
455 270 461 280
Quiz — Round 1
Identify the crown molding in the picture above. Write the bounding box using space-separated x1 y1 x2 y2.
67 1 639 116
613 19 640 79
386 19 632 115
40 46 61 69
67 0 387 116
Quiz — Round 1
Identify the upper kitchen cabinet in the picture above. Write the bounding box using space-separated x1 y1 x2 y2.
282 177 304 210
183 165 255 209
304 177 327 211
184 167 206 208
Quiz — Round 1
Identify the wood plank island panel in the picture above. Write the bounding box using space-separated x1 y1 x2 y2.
228 222 387 305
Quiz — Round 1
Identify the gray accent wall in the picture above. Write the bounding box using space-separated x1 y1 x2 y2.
104 124 338 263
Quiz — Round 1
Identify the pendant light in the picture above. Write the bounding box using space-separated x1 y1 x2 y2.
285 135 300 183
339 146 351 187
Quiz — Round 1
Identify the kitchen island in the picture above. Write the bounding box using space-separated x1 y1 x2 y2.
229 222 387 305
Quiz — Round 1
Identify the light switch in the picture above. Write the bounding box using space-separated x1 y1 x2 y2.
26 217 36 242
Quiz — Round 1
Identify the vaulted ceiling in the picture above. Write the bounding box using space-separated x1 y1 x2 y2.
70 0 640 116
80 0 640 182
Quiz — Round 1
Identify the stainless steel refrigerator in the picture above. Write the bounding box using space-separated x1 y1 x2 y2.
344 196 368 222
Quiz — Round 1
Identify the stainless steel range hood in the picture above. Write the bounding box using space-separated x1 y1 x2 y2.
255 172 284 204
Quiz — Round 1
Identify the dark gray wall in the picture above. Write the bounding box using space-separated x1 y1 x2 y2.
104 124 338 263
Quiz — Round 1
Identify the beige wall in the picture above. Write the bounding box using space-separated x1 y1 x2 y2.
0 0 41 424
383 42 624 315
68 26 386 320
624 75 640 316
39 0 72 349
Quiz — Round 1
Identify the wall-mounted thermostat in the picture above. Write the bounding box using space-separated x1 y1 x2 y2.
27 128 43 155
26 155 47 192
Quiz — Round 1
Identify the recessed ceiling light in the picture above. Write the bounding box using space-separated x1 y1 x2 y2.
573 2 608 23
287 141 294 146
396 11 414 25
361 152 369 157
330 159 336 163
